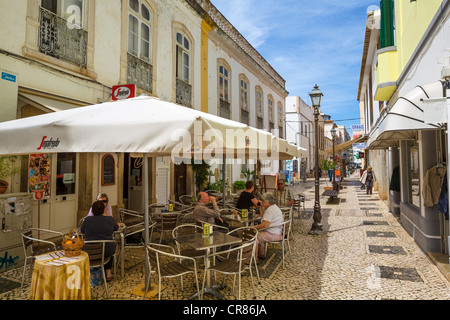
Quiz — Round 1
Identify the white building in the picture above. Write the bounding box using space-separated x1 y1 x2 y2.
0 0 288 236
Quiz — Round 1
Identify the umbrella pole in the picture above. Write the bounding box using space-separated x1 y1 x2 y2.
143 153 150 287
222 153 226 209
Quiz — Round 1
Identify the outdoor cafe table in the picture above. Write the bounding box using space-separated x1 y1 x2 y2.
175 232 242 300
29 251 91 300
222 212 261 227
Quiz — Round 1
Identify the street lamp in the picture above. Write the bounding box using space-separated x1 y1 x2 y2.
308 84 325 235
330 126 336 190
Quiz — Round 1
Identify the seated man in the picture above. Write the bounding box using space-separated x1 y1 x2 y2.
193 191 224 226
253 193 284 260
235 181 260 211
273 179 294 207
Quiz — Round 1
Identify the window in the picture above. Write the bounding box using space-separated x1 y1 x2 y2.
175 29 192 108
128 0 152 62
277 102 284 138
219 65 230 102
56 153 76 195
407 140 420 208
380 0 395 48
240 76 249 125
176 32 190 83
268 96 274 130
39 0 87 67
127 0 153 93
256 87 263 129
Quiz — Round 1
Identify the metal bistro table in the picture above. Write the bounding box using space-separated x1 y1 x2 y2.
222 212 261 227
175 232 242 300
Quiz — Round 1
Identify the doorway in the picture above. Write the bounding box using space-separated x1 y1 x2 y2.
174 163 187 202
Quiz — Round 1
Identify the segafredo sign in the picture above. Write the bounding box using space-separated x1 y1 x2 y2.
112 84 136 101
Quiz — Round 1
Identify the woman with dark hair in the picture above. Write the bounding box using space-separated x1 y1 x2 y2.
81 200 119 281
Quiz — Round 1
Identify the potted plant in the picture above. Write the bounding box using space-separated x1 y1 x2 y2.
0 156 23 194
233 180 246 193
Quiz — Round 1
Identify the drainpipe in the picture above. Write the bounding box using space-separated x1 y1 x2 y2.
442 53 450 256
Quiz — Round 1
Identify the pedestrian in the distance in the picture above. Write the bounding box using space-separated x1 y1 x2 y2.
360 166 376 195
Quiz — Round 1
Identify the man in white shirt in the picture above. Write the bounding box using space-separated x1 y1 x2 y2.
254 192 284 260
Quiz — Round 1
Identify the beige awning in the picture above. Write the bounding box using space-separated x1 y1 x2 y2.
19 93 83 113
326 135 366 154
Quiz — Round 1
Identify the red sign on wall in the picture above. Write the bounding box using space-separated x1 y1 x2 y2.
112 84 136 101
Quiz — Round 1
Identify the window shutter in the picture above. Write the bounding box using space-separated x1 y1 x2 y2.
380 0 394 48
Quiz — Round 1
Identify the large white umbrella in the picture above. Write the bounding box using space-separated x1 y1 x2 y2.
0 95 299 286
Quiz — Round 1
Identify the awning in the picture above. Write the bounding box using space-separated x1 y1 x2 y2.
19 93 83 113
326 135 366 154
367 81 444 149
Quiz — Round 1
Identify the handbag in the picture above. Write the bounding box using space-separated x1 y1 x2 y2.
361 184 365 190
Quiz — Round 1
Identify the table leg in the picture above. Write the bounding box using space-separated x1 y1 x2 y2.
188 248 226 300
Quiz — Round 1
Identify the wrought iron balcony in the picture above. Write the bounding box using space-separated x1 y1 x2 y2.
176 78 192 108
38 7 87 68
127 53 153 93
219 99 231 119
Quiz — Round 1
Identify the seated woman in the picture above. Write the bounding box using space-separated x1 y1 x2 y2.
81 200 119 281
253 193 284 261
87 193 113 217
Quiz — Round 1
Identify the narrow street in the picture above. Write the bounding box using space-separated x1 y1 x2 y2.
1 172 449 300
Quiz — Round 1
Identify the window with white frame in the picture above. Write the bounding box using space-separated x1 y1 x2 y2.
268 95 274 131
176 32 191 83
219 65 230 102
240 76 249 125
127 0 153 93
256 87 264 129
128 0 152 62
277 102 284 138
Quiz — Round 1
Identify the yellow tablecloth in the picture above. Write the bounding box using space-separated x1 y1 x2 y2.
29 251 91 300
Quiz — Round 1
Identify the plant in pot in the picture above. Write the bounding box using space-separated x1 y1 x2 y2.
233 180 246 193
0 156 23 194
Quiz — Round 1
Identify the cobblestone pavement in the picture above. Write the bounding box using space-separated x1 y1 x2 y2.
2 172 450 300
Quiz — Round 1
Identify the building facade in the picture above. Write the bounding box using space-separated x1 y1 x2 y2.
358 0 450 253
0 0 288 236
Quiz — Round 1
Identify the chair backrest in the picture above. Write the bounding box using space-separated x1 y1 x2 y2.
83 240 113 268
20 228 62 255
172 224 202 238
228 227 258 243
179 195 194 205
177 211 195 225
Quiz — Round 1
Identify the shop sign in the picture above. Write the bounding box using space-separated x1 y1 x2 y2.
112 84 136 100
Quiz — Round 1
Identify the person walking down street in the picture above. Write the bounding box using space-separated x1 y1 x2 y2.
360 166 376 195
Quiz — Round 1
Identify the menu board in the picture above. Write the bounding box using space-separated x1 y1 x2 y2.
102 154 115 186
28 154 51 199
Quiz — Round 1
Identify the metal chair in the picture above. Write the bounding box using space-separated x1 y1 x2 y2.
264 219 292 269
83 240 117 299
115 220 156 278
19 228 64 289
152 212 180 244
179 195 195 206
145 243 201 300
202 240 257 300
293 193 306 218
172 224 208 261
227 226 260 284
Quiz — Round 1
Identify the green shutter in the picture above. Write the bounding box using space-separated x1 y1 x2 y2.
380 0 394 48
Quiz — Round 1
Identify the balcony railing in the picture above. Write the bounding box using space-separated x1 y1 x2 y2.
176 78 192 108
219 100 231 119
127 53 153 93
38 7 87 68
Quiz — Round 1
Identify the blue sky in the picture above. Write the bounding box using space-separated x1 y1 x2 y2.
211 0 380 136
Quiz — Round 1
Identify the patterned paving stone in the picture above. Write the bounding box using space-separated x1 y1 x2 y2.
363 220 389 226
376 266 423 282
368 245 407 255
366 231 396 238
